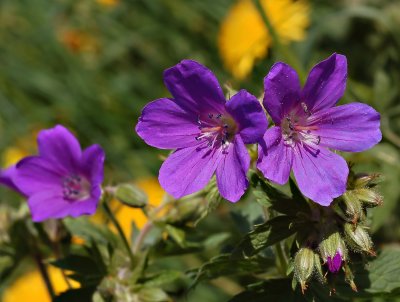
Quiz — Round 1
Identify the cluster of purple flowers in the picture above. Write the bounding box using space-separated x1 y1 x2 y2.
0 54 381 233
137 54 381 205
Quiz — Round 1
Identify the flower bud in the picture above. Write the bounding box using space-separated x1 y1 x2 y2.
342 191 362 223
115 184 148 208
344 223 374 255
319 231 347 274
353 188 383 207
294 247 315 293
353 173 382 189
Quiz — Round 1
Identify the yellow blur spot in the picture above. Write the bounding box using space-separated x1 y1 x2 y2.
2 147 28 168
2 130 38 168
58 29 99 54
3 266 79 302
218 0 310 79
96 0 119 7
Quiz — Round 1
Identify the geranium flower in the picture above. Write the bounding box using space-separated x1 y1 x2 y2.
257 54 381 205
12 125 105 222
218 0 310 79
136 60 267 202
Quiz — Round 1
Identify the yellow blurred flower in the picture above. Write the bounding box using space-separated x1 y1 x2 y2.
96 0 119 7
3 266 79 302
2 130 38 168
218 0 310 79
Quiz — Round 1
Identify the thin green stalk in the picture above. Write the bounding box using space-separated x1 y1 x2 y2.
34 253 56 300
275 242 288 276
251 0 306 82
102 201 135 265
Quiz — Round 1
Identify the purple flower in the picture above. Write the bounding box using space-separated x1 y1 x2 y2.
257 53 381 205
136 60 268 202
327 250 342 273
12 125 105 222
0 165 21 193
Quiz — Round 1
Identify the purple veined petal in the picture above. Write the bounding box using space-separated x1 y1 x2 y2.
301 53 347 113
308 102 382 152
257 126 293 185
292 144 348 206
163 60 226 115
81 144 105 186
27 189 67 222
327 251 342 273
28 189 98 222
135 98 200 149
225 89 268 144
37 125 82 173
216 135 250 202
0 165 22 193
159 142 222 199
14 156 64 196
263 62 301 124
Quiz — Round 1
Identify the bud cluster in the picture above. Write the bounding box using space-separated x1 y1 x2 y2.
293 172 382 293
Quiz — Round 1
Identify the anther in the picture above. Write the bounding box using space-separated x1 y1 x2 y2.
301 102 311 116
216 113 222 119
208 113 213 119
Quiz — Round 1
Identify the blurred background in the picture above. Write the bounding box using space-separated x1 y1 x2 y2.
0 0 400 300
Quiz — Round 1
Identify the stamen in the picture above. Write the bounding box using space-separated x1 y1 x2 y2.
62 175 90 201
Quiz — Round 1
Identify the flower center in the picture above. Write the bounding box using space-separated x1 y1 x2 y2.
195 113 237 150
281 102 320 147
62 174 91 201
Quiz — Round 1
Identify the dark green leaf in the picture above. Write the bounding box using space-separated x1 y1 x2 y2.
54 287 96 302
232 216 297 258
141 270 182 287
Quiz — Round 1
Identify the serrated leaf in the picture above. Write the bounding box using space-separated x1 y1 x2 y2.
232 216 297 258
189 254 274 284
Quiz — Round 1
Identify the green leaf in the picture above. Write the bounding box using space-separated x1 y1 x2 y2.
229 279 307 302
232 216 297 258
165 224 187 248
251 173 309 216
137 287 170 302
189 254 274 284
115 183 148 208
64 217 119 247
141 270 182 288
51 255 103 276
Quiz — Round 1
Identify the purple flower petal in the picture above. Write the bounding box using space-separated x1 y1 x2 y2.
163 60 226 115
28 190 98 222
302 53 347 113
81 144 105 186
135 98 200 149
216 135 250 202
37 125 82 173
308 103 381 152
327 251 342 273
0 165 21 193
263 62 301 124
159 142 222 199
292 145 348 206
14 156 63 196
257 127 293 185
225 89 268 144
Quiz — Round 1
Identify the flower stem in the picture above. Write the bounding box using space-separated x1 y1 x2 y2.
102 201 135 265
133 220 153 254
34 253 56 300
275 242 288 276
251 0 306 82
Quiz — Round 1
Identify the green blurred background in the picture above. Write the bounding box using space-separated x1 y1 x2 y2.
0 0 400 300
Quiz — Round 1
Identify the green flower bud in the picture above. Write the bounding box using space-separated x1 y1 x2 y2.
342 191 362 223
353 173 382 189
294 247 315 294
344 223 374 255
115 184 148 208
353 188 383 207
319 231 347 264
